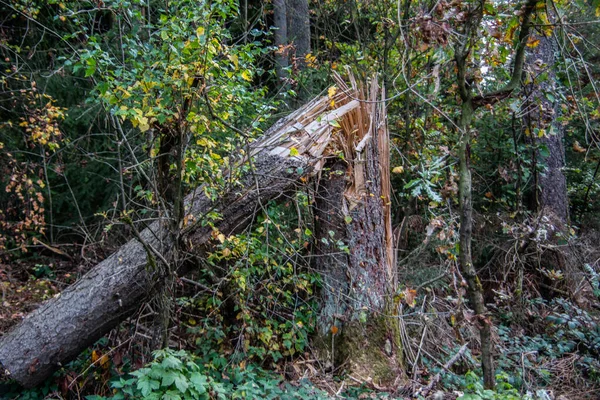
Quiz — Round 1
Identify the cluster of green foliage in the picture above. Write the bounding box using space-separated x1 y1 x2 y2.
4 348 330 400
183 198 319 365
91 349 329 400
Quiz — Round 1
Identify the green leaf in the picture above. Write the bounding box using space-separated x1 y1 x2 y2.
173 375 189 393
289 147 299 157
162 390 182 400
161 355 183 370
137 376 159 397
85 58 97 77
328 119 341 128
344 216 352 224
189 373 208 394
161 370 178 387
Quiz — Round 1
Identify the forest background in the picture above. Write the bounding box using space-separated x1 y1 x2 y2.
1 0 600 398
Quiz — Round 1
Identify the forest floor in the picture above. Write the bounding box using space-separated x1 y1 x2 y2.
3 234 600 400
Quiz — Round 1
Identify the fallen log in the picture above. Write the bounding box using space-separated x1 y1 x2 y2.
0 90 362 388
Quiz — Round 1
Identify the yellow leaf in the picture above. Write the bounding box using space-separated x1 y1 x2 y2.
289 147 299 157
527 38 540 48
537 128 546 138
196 26 205 37
228 54 239 68
91 350 100 363
241 70 252 81
100 354 110 370
217 233 225 243
138 116 150 132
328 86 337 98
392 166 404 174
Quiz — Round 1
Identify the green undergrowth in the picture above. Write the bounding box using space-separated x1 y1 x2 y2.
89 349 329 400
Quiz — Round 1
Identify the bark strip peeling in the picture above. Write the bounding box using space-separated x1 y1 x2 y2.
0 89 362 388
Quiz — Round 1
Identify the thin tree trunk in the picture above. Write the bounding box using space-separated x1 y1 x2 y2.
451 1 538 389
0 93 363 388
457 99 495 389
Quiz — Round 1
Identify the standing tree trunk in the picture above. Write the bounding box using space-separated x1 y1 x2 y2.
0 92 364 388
313 76 400 383
286 0 310 68
273 0 289 82
523 34 569 223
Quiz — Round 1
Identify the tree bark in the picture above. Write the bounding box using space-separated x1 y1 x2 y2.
313 77 399 382
286 0 310 67
273 0 289 82
524 34 569 223
0 93 362 388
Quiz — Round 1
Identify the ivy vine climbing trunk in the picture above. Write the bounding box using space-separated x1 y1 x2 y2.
313 76 400 383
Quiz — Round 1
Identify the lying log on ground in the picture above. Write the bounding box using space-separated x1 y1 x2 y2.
0 89 363 388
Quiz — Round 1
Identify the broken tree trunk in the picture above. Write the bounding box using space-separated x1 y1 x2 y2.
313 75 400 382
0 90 363 388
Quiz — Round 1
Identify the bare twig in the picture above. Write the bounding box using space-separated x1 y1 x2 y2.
415 343 469 398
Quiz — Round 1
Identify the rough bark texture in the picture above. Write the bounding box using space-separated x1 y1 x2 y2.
524 34 569 223
313 77 399 382
0 92 363 388
273 0 289 82
286 0 310 66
